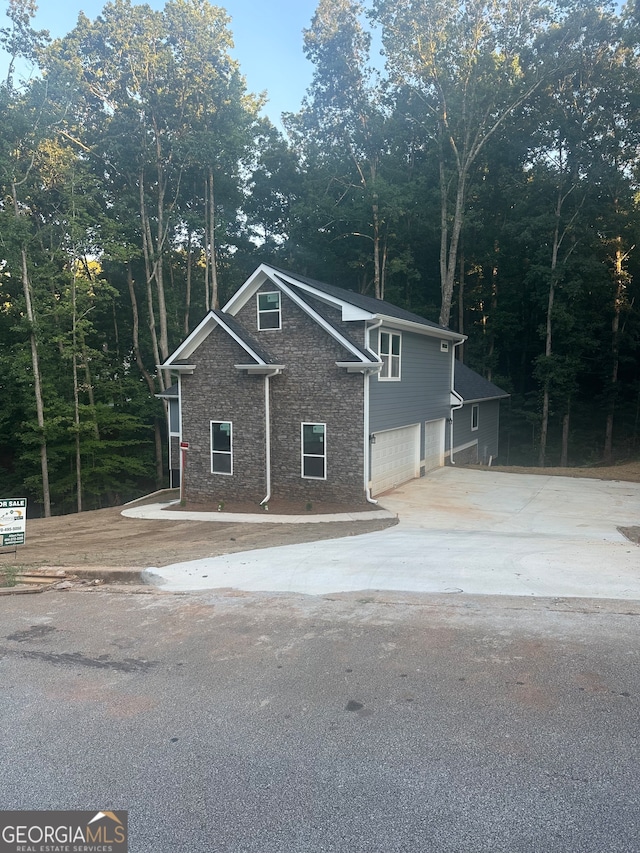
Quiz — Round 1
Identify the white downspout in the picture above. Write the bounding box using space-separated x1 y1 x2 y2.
260 374 271 506
449 341 465 464
365 319 383 504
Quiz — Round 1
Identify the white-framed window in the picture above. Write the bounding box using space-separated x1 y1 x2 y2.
301 422 326 479
471 404 479 432
211 421 233 474
257 291 281 330
168 398 180 434
378 331 401 380
440 340 449 352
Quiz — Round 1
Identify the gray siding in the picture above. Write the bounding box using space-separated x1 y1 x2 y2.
369 329 451 457
452 399 501 462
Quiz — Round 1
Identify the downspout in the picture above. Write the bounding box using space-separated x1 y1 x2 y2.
449 340 465 465
365 319 384 504
260 373 271 506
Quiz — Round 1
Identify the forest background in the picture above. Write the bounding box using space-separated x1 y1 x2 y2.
1 0 639 517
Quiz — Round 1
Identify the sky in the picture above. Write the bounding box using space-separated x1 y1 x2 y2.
1 0 320 125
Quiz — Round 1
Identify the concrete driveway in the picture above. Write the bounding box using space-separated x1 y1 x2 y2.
145 468 640 599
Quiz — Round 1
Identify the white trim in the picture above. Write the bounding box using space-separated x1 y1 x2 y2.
160 311 268 368
210 420 233 476
261 375 271 506
441 340 449 352
452 438 479 454
223 264 466 343
275 278 377 363
257 290 282 331
301 422 327 480
377 329 402 381
460 394 510 404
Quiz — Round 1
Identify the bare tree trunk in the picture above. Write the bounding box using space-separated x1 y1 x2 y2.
539 186 563 468
604 240 624 465
372 194 381 299
126 264 164 484
71 274 82 513
560 404 570 467
21 248 51 516
12 176 51 516
184 228 193 336
208 168 218 309
457 244 465 362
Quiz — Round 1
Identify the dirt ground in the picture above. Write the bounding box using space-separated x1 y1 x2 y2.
1 499 396 573
2 461 638 572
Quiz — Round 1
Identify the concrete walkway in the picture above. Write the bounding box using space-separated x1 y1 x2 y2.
122 502 394 524
139 468 640 599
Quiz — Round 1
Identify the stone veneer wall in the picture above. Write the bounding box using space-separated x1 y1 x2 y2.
235 284 367 505
180 329 267 505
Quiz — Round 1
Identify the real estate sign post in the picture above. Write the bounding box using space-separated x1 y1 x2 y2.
0 498 27 547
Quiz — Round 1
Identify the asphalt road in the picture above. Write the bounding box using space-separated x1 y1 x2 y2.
1 587 639 853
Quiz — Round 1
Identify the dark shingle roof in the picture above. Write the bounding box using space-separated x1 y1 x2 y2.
213 308 277 364
157 383 178 398
454 361 509 402
271 267 452 333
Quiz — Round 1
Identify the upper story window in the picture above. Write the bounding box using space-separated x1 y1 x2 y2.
257 291 281 330
378 331 401 380
211 421 233 475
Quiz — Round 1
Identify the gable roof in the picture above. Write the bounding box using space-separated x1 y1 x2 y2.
160 308 278 370
454 361 509 403
224 263 465 342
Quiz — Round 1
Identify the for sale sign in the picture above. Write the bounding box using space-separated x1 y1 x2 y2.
0 499 26 547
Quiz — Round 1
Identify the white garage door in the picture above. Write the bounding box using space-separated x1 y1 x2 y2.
371 424 420 496
424 418 445 473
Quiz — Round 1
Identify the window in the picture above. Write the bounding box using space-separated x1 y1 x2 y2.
257 291 281 330
471 404 479 432
168 399 180 434
211 421 233 474
379 331 401 380
302 423 326 479
440 340 449 352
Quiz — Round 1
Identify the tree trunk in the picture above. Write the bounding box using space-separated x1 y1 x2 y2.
603 240 624 465
207 168 218 309
372 194 382 299
126 264 165 485
71 274 82 513
439 165 467 328
538 187 562 468
184 228 193 336
457 244 465 362
21 247 52 517
560 404 570 467
12 178 51 516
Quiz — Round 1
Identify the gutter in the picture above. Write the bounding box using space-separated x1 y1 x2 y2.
260 374 272 506
449 342 465 465
364 319 384 504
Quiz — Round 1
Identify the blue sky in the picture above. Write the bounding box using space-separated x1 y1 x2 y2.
2 0 320 124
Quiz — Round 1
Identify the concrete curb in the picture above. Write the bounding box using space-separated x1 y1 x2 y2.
121 502 396 525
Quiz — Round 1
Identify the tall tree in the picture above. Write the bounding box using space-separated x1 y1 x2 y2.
371 0 563 325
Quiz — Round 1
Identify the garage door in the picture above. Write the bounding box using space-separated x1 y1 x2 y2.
424 418 445 473
371 424 420 496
